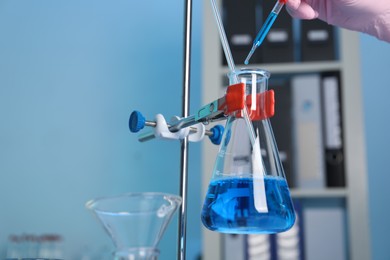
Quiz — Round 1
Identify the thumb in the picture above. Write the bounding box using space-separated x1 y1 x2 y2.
286 0 301 10
286 1 319 20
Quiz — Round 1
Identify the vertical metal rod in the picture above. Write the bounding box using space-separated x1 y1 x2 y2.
178 0 192 259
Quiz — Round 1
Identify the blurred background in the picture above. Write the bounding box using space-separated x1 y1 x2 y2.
0 1 202 259
0 1 389 259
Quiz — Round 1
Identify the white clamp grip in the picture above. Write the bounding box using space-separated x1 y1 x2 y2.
154 114 189 140
153 114 206 142
188 122 206 142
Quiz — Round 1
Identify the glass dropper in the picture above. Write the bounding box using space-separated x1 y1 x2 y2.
244 0 287 65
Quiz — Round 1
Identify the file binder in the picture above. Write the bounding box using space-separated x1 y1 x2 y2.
247 234 272 260
260 1 294 63
321 72 345 187
291 74 325 188
303 199 347 260
223 234 247 260
269 77 295 187
274 200 305 260
300 19 336 61
222 0 257 65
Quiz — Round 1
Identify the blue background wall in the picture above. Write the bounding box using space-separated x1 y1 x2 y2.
1 1 390 260
360 34 390 260
0 1 202 259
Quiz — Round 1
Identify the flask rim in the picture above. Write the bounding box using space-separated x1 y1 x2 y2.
228 68 271 79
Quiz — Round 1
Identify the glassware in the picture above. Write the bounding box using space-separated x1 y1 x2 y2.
37 234 63 259
86 192 182 260
201 68 295 234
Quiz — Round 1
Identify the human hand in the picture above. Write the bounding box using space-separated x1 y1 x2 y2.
285 0 390 42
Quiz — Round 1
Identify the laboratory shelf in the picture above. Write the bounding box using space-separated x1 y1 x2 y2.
221 60 342 74
290 187 348 199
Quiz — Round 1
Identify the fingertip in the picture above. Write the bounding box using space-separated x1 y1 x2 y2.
286 0 300 10
286 2 319 20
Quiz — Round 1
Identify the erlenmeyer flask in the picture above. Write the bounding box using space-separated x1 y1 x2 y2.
201 68 295 234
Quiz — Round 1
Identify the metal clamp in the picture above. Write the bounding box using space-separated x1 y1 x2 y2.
129 111 224 145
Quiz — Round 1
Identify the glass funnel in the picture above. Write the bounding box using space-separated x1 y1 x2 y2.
86 192 182 260
201 68 295 234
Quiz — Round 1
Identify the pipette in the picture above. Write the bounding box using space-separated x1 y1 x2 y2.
244 0 287 65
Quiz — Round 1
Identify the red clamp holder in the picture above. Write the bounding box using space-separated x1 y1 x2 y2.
218 83 275 121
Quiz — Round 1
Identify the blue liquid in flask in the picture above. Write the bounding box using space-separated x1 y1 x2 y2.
201 176 295 234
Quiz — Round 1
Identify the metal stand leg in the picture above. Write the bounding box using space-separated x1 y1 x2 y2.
178 0 192 259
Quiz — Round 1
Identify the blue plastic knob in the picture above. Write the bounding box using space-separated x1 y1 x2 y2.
209 125 224 145
129 110 146 133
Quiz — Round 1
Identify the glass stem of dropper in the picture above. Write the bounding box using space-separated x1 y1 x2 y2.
244 0 285 65
209 0 238 83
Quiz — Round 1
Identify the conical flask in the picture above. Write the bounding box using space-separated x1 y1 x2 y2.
201 68 295 234
86 192 182 260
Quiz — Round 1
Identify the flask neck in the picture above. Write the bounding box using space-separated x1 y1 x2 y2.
228 68 270 94
228 68 273 121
